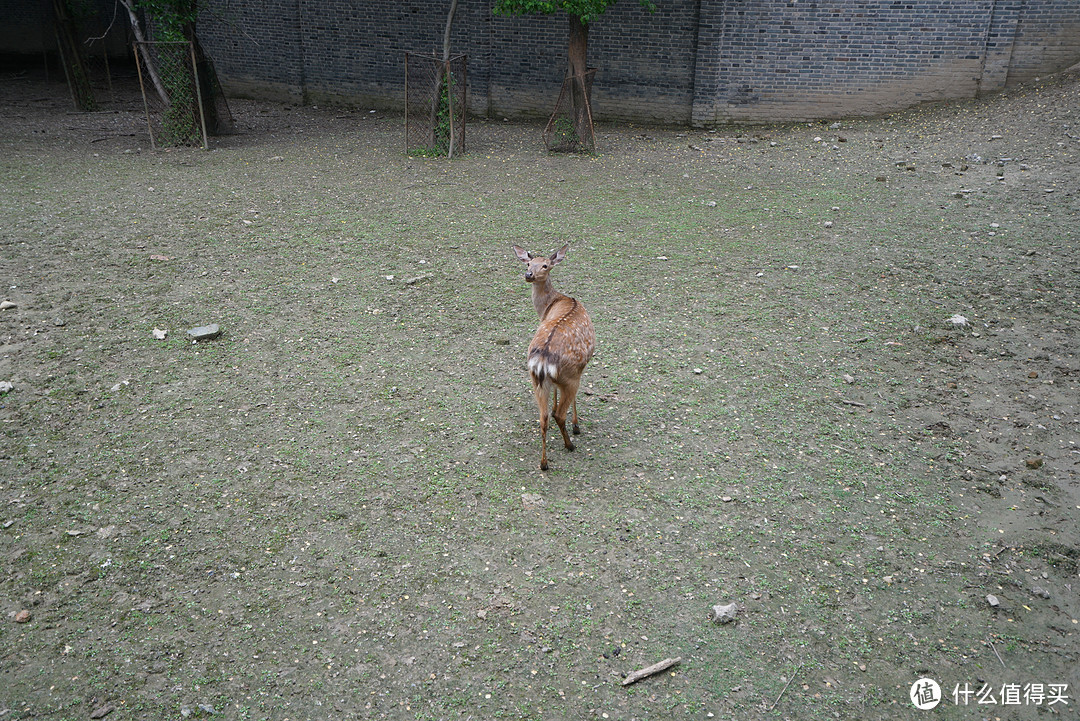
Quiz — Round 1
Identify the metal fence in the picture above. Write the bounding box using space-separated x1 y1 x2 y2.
134 40 207 149
543 69 597 153
404 53 467 158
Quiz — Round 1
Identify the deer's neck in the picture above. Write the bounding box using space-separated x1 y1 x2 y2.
532 278 566 320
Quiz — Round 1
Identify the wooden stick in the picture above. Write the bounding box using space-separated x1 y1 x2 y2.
989 641 1006 669
622 657 681 686
767 663 803 711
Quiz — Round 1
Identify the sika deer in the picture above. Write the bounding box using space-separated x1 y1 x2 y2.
512 244 596 471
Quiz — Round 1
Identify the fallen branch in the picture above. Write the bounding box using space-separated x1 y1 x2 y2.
837 399 867 407
622 657 681 686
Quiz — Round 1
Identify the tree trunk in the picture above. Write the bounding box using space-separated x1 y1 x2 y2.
567 14 592 150
119 0 169 106
52 0 96 111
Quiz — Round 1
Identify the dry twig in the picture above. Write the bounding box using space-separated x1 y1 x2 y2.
622 657 682 686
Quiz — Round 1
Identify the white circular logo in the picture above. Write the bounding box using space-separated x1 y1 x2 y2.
910 678 942 710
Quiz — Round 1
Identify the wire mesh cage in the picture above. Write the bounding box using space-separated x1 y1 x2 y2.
543 69 597 153
134 40 208 149
405 53 467 157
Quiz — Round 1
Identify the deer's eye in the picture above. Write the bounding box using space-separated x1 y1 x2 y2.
542 264 548 269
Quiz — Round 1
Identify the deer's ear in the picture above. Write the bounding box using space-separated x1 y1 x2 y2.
550 244 569 265
512 245 532 263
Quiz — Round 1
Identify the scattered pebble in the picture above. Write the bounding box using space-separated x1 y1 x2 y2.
0 300 16 311
986 594 1000 608
947 314 969 327
1025 457 1044 469
0 381 13 395
1031 586 1051 599
152 328 168 340
14 610 31 623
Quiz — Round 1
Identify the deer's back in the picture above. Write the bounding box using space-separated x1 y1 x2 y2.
528 296 595 384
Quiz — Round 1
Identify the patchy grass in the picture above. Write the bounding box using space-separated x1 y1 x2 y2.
1 68 1078 720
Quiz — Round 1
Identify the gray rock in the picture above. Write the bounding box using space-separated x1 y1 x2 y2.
710 602 740 624
187 324 222 342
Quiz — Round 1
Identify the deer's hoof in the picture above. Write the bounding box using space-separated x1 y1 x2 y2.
572 424 580 435
540 460 549 471
564 440 575 451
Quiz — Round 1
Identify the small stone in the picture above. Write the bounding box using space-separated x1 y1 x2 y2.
823 220 833 228
707 200 717 207
1031 586 1050 599
152 328 168 340
947 314 968 327
1025 457 1043 469
842 374 855 384
405 274 432 286
1027 371 1038 379
495 338 510 346
0 381 13 394
15 609 31 623
53 318 65 327
187 324 222 342
0 301 16 311
710 602 740 624
986 594 1000 608
89 705 115 719
693 368 703 374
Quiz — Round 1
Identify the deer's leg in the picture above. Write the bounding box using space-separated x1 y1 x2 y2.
533 381 550 471
571 395 581 435
552 380 577 451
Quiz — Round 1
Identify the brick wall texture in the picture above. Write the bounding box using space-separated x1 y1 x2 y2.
6 0 1079 124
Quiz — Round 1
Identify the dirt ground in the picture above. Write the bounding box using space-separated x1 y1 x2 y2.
0 62 1078 721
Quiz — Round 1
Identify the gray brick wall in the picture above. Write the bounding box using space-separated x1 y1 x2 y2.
6 0 1080 124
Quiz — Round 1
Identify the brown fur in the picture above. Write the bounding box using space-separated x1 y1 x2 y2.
512 244 596 470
